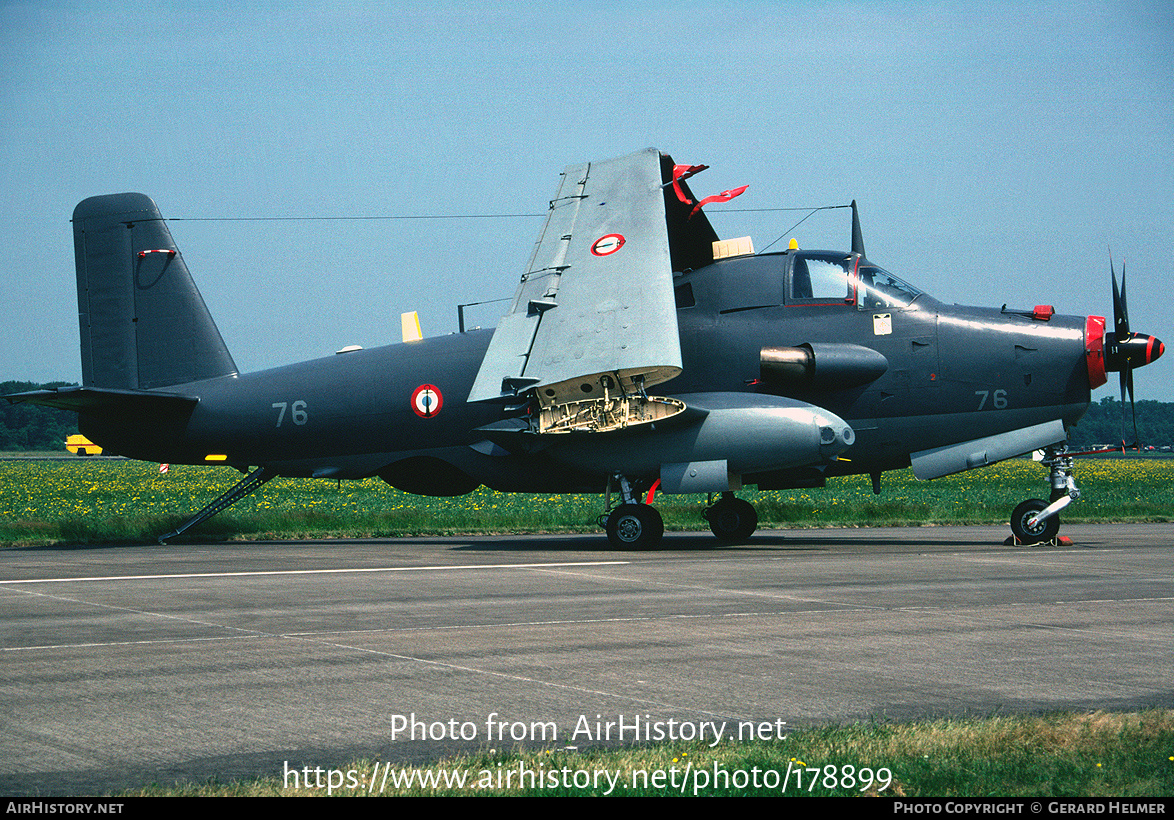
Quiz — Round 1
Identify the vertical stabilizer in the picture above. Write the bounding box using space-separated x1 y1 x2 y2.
73 193 237 389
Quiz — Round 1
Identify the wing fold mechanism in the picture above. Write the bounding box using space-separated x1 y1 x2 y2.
538 379 686 435
470 148 715 435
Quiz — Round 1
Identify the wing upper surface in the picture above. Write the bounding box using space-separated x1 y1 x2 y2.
468 148 682 406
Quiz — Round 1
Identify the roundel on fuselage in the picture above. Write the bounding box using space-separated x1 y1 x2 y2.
411 384 443 418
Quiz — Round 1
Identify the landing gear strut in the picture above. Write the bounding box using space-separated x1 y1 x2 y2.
1009 445 1078 545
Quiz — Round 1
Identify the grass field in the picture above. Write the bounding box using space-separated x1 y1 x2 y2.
2 456 1172 546
121 711 1174 797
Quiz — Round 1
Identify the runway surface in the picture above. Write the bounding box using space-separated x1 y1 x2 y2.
2 523 1172 794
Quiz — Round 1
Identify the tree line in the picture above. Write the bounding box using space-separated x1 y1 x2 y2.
0 381 80 451
2 380 1171 453
1066 396 1174 449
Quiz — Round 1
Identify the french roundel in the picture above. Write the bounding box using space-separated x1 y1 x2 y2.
590 233 625 256
411 384 443 418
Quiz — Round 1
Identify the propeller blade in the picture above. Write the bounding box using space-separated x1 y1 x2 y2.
1106 250 1160 448
1117 364 1139 448
1119 368 1129 444
1111 254 1130 337
1121 261 1129 332
1127 367 1139 446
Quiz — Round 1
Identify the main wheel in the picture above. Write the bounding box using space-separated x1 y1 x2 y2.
605 504 664 549
705 497 758 543
1010 498 1059 544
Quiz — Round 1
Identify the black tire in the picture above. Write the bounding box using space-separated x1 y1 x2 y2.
706 497 758 543
1010 498 1059 544
605 504 664 549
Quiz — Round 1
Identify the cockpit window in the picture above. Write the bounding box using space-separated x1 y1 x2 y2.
790 252 852 302
857 266 922 309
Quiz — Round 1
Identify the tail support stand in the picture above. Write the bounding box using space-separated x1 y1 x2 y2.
158 466 275 544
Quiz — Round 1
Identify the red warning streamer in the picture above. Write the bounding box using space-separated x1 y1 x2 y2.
689 185 749 220
671 164 708 204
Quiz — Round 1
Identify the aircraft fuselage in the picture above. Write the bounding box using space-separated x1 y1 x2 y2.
79 248 1096 496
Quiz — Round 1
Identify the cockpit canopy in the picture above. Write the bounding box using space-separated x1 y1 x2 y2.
787 251 923 309
673 248 928 315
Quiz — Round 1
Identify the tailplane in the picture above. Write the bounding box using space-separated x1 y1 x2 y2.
73 193 237 389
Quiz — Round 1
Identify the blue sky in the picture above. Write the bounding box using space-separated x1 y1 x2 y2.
2 0 1171 400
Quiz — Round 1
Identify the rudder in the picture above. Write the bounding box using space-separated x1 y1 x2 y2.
73 193 237 389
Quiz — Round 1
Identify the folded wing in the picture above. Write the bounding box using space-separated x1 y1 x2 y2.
468 148 686 429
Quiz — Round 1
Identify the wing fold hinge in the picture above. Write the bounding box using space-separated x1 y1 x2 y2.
501 376 541 395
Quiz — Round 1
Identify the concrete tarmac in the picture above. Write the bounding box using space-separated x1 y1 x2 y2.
1 523 1171 794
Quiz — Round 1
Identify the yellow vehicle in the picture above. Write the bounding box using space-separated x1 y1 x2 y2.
65 434 102 456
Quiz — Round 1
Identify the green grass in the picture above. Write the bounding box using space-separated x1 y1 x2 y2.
2 457 1173 546
116 710 1174 796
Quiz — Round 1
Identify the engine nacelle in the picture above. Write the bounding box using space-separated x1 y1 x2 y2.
542 392 854 490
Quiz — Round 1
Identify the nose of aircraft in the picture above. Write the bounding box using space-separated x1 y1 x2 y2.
1083 316 1163 390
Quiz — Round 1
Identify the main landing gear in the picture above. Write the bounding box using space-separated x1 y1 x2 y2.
599 476 759 549
599 475 664 549
603 503 664 549
703 492 758 544
1008 445 1078 545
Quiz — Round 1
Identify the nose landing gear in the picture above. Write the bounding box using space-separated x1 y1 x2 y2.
1008 445 1078 545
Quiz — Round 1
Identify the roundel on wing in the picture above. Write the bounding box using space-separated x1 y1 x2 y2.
590 233 625 256
411 384 443 418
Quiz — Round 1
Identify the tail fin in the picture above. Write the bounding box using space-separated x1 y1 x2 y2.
73 193 237 389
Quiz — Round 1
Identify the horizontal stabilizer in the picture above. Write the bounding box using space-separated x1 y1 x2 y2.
3 385 197 414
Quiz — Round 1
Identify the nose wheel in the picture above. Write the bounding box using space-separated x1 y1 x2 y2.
1008 445 1077 545
1010 498 1060 544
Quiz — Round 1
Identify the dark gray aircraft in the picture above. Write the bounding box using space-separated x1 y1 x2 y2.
6 148 1164 547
